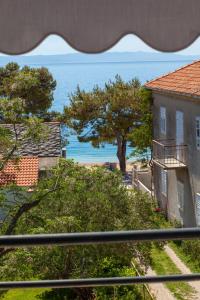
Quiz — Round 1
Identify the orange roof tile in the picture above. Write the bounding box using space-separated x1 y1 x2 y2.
0 157 39 187
145 60 200 98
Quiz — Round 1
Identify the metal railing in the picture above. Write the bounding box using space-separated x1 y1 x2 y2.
0 228 200 290
153 139 188 168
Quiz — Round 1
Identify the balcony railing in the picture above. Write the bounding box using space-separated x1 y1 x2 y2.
0 228 200 289
153 139 188 169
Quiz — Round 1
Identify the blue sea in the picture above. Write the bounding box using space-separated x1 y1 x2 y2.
0 54 195 162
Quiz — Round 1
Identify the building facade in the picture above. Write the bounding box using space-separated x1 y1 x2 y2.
145 61 200 227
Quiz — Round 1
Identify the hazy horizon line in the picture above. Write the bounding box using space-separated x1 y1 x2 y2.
0 50 199 58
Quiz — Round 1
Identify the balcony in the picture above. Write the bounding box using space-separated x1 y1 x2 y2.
153 139 188 170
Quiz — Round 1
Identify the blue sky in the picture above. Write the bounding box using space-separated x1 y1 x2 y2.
22 34 200 56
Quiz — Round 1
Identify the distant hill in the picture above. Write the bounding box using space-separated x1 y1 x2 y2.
0 51 198 66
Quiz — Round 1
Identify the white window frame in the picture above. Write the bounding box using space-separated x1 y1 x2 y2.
196 193 200 227
161 169 167 196
160 106 166 135
196 117 200 150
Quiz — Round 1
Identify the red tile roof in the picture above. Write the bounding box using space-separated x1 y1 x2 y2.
0 157 39 187
145 60 200 98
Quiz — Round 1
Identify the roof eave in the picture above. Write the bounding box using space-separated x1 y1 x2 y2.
144 86 200 101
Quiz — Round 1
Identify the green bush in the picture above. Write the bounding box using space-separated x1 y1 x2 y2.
176 240 200 270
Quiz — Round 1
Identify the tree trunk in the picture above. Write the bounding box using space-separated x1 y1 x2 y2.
117 136 127 174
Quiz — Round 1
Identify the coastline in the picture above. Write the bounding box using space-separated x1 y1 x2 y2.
78 162 136 172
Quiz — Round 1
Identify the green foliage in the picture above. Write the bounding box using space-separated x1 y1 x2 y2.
0 63 56 114
94 258 144 300
65 75 141 146
0 64 56 171
0 160 162 299
38 289 75 300
0 97 25 123
0 63 20 91
171 240 200 272
64 75 150 172
23 117 50 144
129 87 153 155
151 246 195 300
0 126 13 156
1 288 50 300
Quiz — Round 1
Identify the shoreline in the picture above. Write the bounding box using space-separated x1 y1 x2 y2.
78 162 137 171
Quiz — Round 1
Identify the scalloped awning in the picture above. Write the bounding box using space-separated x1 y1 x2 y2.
0 0 199 54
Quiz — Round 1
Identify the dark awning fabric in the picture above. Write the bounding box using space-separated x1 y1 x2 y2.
0 0 199 54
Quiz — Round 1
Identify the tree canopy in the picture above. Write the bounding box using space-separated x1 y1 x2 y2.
0 160 162 300
64 75 152 173
129 86 153 161
0 62 56 115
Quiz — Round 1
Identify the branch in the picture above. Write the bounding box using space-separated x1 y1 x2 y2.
0 145 17 172
4 199 41 236
0 124 19 172
0 248 15 257
0 173 62 258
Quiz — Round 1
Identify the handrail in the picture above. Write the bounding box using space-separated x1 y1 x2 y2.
0 228 200 289
1 274 200 290
153 139 188 167
153 139 187 148
152 139 166 147
0 228 200 247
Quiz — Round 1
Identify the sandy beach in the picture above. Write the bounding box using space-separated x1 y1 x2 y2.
78 162 136 172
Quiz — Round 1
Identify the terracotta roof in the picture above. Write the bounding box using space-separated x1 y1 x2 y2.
0 122 62 157
145 60 200 98
0 157 39 187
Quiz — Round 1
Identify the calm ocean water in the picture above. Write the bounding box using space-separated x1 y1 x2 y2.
1 57 194 162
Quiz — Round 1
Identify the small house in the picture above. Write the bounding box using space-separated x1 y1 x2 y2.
145 61 200 227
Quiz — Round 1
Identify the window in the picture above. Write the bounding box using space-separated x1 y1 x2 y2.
196 194 200 226
196 117 200 149
161 169 167 196
160 106 166 135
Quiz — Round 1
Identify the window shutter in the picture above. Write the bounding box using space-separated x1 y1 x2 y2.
161 169 167 196
196 117 200 149
196 194 200 226
160 107 166 135
177 181 184 211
